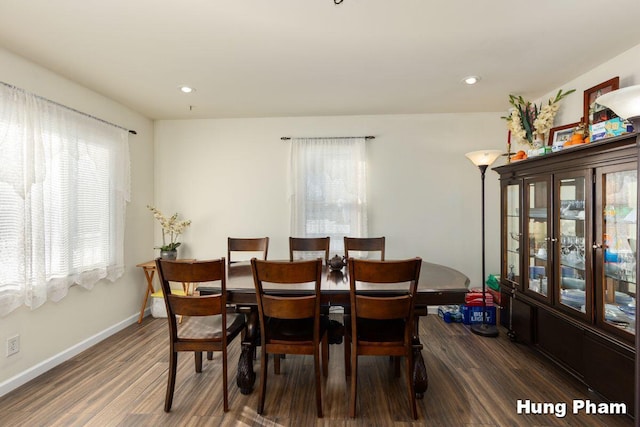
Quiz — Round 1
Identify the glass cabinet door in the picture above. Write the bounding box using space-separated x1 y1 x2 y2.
555 172 591 319
595 164 637 339
524 177 551 301
503 181 521 288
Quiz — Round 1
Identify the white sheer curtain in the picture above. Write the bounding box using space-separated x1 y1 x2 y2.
289 137 367 254
0 84 130 316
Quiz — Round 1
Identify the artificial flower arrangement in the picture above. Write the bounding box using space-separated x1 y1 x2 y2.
147 205 191 251
503 88 575 148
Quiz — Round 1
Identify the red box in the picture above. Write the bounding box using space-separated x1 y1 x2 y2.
465 288 494 306
487 288 502 306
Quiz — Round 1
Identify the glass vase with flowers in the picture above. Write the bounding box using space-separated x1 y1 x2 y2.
503 89 575 153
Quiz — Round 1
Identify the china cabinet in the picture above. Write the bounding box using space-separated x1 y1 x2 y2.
495 132 638 414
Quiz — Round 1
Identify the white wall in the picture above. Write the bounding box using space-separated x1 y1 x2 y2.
0 48 155 394
154 114 505 285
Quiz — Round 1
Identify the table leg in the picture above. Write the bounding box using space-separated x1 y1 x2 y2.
412 311 428 398
138 268 156 324
237 308 258 395
412 337 428 399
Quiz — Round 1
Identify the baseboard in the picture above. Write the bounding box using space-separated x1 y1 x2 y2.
0 311 144 398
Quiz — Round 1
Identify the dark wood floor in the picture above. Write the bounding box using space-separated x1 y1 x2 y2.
0 314 634 426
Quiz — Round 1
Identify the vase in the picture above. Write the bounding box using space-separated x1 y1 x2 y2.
160 249 177 260
527 135 545 158
533 133 544 148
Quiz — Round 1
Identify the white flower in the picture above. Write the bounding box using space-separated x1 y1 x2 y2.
503 89 575 148
509 109 527 142
147 205 191 251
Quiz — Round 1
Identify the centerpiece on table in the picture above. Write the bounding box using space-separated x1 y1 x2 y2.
503 88 575 156
147 205 191 260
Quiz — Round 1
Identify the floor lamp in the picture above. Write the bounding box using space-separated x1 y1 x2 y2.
595 85 640 422
465 149 502 338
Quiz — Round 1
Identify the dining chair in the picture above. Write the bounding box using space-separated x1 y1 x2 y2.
347 257 422 419
289 236 331 264
227 237 269 267
155 258 246 412
342 236 386 375
251 258 328 417
344 236 385 260
289 236 334 363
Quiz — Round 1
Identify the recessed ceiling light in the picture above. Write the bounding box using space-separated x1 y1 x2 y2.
178 86 195 93
462 76 481 85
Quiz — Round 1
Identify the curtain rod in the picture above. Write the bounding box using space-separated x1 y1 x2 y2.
1 81 137 135
281 136 374 141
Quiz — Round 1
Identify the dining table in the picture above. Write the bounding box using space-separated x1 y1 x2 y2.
198 259 470 398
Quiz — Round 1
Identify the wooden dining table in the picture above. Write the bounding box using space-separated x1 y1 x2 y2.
198 259 470 398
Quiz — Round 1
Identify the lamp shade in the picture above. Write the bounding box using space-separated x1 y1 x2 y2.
465 149 502 167
595 85 640 120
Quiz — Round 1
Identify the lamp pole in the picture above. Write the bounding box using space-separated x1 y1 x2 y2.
465 150 502 338
471 163 498 337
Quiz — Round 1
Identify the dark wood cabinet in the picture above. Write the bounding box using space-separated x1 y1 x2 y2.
536 308 585 377
511 297 533 345
584 331 634 411
495 133 638 415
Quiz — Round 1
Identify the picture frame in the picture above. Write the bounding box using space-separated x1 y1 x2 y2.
548 122 580 146
583 77 619 129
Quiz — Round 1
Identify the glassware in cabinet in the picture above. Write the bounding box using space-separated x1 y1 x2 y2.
595 165 637 338
503 181 521 287
524 177 551 301
554 172 591 319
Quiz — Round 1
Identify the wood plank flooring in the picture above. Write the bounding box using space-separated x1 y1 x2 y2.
0 314 634 426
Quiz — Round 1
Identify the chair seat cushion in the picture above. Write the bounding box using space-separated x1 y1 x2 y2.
356 318 406 343
177 313 245 340
265 316 329 342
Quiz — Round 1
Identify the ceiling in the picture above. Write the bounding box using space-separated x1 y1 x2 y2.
2 0 640 120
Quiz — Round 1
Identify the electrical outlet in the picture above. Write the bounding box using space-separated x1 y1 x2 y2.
7 335 19 357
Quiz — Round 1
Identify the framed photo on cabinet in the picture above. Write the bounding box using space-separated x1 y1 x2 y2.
548 122 579 146
583 77 619 129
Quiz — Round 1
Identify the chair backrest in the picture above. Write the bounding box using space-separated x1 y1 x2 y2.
155 258 228 338
251 258 323 331
344 236 386 261
228 237 269 266
289 237 330 264
348 258 421 330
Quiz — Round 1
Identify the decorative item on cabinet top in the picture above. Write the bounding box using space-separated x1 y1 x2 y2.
549 122 581 147
584 77 620 141
502 88 575 150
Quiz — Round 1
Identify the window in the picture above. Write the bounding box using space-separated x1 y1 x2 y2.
0 84 130 316
289 138 367 253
